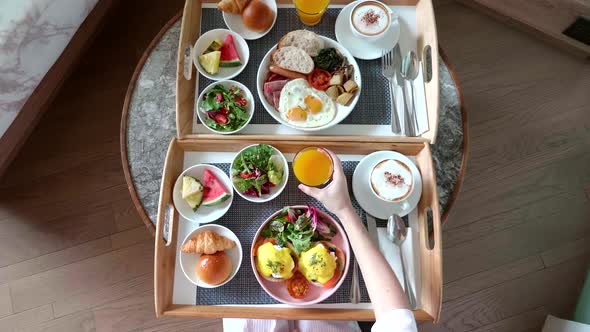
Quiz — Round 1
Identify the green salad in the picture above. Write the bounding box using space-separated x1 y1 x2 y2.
200 84 249 132
231 144 284 197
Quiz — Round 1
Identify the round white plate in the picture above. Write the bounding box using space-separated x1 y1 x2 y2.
335 1 400 60
222 0 277 40
256 36 362 132
180 224 243 288
196 80 255 134
352 151 422 218
193 29 249 81
230 144 289 203
173 164 233 223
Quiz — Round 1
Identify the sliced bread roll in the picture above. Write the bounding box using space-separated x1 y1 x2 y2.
272 46 314 74
278 30 325 57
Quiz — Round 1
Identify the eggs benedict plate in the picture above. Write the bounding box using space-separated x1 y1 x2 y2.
251 206 350 305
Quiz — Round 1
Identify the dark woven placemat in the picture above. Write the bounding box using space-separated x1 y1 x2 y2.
197 8 391 126
196 161 407 305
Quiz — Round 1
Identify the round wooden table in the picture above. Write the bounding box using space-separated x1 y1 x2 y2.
121 14 468 234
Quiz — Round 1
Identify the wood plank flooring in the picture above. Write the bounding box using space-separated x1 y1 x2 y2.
0 0 588 331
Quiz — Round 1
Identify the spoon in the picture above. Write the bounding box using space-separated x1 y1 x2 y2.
387 214 416 309
400 51 420 136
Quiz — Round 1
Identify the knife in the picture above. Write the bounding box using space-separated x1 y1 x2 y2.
392 45 413 137
366 213 379 246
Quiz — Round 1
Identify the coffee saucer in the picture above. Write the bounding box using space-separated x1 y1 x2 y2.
335 1 400 60
352 151 422 218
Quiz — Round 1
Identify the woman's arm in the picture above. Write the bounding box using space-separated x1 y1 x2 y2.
298 150 409 320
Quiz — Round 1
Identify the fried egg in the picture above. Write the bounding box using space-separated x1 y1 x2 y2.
278 79 336 128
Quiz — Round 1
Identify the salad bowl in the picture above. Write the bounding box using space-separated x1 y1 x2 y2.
230 144 288 203
251 206 351 305
196 80 254 134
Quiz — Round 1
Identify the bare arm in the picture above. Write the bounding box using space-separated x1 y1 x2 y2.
298 150 409 320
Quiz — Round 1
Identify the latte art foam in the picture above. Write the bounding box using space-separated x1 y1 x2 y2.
352 3 389 36
370 159 413 201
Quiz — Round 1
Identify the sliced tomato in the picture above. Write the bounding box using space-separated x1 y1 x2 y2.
307 69 332 90
235 97 247 107
287 272 310 299
214 113 228 124
239 171 254 179
323 268 340 289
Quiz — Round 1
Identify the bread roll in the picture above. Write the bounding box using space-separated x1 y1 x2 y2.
272 46 314 74
196 251 232 285
242 0 274 32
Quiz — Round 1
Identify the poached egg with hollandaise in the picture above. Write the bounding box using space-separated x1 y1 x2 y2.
256 242 295 281
298 242 341 286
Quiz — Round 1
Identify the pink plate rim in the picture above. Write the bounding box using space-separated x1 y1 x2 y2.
250 205 351 306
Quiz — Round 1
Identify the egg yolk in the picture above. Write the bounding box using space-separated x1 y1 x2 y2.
256 242 294 279
304 95 323 114
298 244 337 284
287 107 307 121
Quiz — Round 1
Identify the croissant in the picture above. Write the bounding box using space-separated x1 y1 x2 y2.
217 0 250 14
181 231 236 255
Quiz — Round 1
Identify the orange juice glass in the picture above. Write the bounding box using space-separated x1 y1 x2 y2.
293 147 334 187
293 0 330 26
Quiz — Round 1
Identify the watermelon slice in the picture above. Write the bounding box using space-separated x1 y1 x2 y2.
202 169 231 206
219 35 241 67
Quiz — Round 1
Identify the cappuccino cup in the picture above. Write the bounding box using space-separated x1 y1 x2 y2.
350 0 398 41
369 159 414 208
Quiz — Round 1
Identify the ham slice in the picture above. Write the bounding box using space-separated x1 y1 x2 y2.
272 91 281 109
263 79 289 109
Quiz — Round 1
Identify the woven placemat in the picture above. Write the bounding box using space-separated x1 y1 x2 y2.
197 8 391 126
196 161 407 305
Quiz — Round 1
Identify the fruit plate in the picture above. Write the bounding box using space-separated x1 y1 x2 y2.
192 28 249 81
255 36 362 132
155 137 442 322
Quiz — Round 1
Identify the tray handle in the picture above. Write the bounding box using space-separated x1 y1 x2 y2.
416 0 440 143
415 143 442 322
154 138 184 318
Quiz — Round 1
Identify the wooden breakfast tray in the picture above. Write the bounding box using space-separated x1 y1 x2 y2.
154 138 442 321
175 0 440 143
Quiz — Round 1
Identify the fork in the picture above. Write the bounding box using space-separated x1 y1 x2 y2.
381 49 402 135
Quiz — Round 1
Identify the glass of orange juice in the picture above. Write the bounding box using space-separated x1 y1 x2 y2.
293 147 334 187
293 0 330 26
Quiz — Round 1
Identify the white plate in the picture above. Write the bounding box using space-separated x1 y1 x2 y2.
222 0 277 40
193 29 250 81
196 80 255 134
230 144 289 203
335 1 400 60
352 151 422 218
180 224 243 288
256 36 362 132
173 164 233 223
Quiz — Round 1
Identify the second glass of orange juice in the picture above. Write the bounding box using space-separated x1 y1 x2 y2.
293 147 334 187
293 0 330 26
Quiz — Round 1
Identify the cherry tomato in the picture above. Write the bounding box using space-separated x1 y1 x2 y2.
215 92 224 102
307 69 332 90
287 272 310 299
235 97 248 107
323 268 340 289
214 113 228 124
219 107 230 115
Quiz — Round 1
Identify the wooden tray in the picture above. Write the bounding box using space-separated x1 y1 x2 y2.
175 0 440 143
154 138 442 321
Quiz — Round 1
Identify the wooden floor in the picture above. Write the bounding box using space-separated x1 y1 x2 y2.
0 1 589 331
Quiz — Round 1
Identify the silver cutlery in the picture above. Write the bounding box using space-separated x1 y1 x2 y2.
387 214 416 309
381 49 402 135
350 212 370 304
401 51 420 136
393 45 414 136
366 213 379 245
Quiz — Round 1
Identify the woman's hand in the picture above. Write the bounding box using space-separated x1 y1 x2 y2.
298 149 354 217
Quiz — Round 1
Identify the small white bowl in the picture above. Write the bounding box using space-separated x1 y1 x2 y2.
196 80 255 135
193 29 249 81
222 0 277 40
173 164 233 223
180 224 243 288
230 144 289 203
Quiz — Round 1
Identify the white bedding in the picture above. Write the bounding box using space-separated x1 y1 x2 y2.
0 0 98 138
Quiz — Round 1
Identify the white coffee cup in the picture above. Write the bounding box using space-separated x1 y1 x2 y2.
349 0 399 41
369 159 414 210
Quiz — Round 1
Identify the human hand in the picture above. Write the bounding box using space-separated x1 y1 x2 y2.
298 149 354 217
